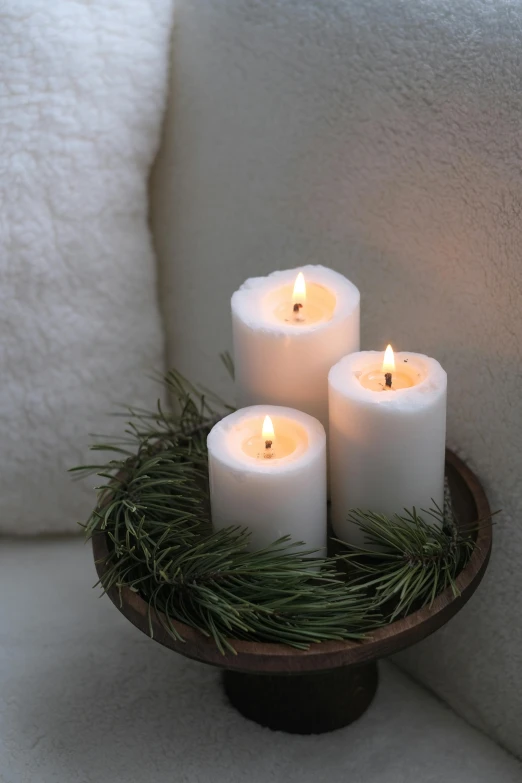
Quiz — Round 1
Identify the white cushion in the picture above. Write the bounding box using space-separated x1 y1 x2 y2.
151 0 522 756
0 0 172 533
0 538 519 782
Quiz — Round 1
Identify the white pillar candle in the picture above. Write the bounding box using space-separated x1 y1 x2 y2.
328 347 447 547
232 265 360 430
207 405 327 556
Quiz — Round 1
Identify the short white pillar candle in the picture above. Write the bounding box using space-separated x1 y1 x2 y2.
232 265 360 430
207 405 327 556
328 347 447 547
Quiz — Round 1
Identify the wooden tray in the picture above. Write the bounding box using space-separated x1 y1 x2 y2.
92 449 492 734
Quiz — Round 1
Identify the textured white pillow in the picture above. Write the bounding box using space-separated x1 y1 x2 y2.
0 0 173 533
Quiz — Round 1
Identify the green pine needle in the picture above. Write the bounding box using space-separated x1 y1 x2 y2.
75 368 479 653
336 507 477 621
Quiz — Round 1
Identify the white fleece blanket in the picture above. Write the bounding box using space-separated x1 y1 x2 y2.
2 538 521 783
0 0 173 533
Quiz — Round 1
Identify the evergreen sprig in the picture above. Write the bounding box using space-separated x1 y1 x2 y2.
74 366 478 652
337 508 476 622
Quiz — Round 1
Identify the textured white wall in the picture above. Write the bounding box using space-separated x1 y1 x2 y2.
151 0 522 756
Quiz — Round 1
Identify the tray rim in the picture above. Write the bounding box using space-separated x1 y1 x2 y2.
92 448 492 674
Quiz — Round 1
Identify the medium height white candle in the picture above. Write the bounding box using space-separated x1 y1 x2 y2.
207 405 327 556
232 265 359 430
328 347 447 547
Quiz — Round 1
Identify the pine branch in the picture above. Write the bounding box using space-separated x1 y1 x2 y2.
75 366 481 652
336 507 477 621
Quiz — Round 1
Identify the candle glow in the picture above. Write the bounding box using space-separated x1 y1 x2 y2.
382 344 395 373
382 344 395 388
262 414 275 440
241 411 297 460
262 414 275 456
292 272 306 305
292 272 306 320
358 343 415 391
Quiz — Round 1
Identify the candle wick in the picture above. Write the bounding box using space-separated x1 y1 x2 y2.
293 302 304 322
263 438 274 459
385 372 392 388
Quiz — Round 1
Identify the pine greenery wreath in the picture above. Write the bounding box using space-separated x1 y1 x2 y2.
74 362 477 654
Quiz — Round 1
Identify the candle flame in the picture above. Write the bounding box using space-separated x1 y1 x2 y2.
262 415 275 440
382 344 395 373
292 271 306 305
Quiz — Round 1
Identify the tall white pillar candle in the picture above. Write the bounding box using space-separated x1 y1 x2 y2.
232 266 360 430
328 348 447 547
207 405 327 555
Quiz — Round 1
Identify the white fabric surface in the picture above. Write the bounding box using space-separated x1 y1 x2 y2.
0 0 172 534
1 537 520 783
151 0 522 757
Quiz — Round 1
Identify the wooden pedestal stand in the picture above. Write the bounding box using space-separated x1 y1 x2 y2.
92 449 491 734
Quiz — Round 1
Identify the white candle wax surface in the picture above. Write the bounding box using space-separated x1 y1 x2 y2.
232 265 360 430
328 351 447 547
207 405 327 556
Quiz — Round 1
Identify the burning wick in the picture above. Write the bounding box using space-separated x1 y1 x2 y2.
292 272 306 320
262 415 275 459
382 344 395 390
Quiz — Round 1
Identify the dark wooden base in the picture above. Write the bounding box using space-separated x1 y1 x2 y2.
223 662 379 734
93 450 492 736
